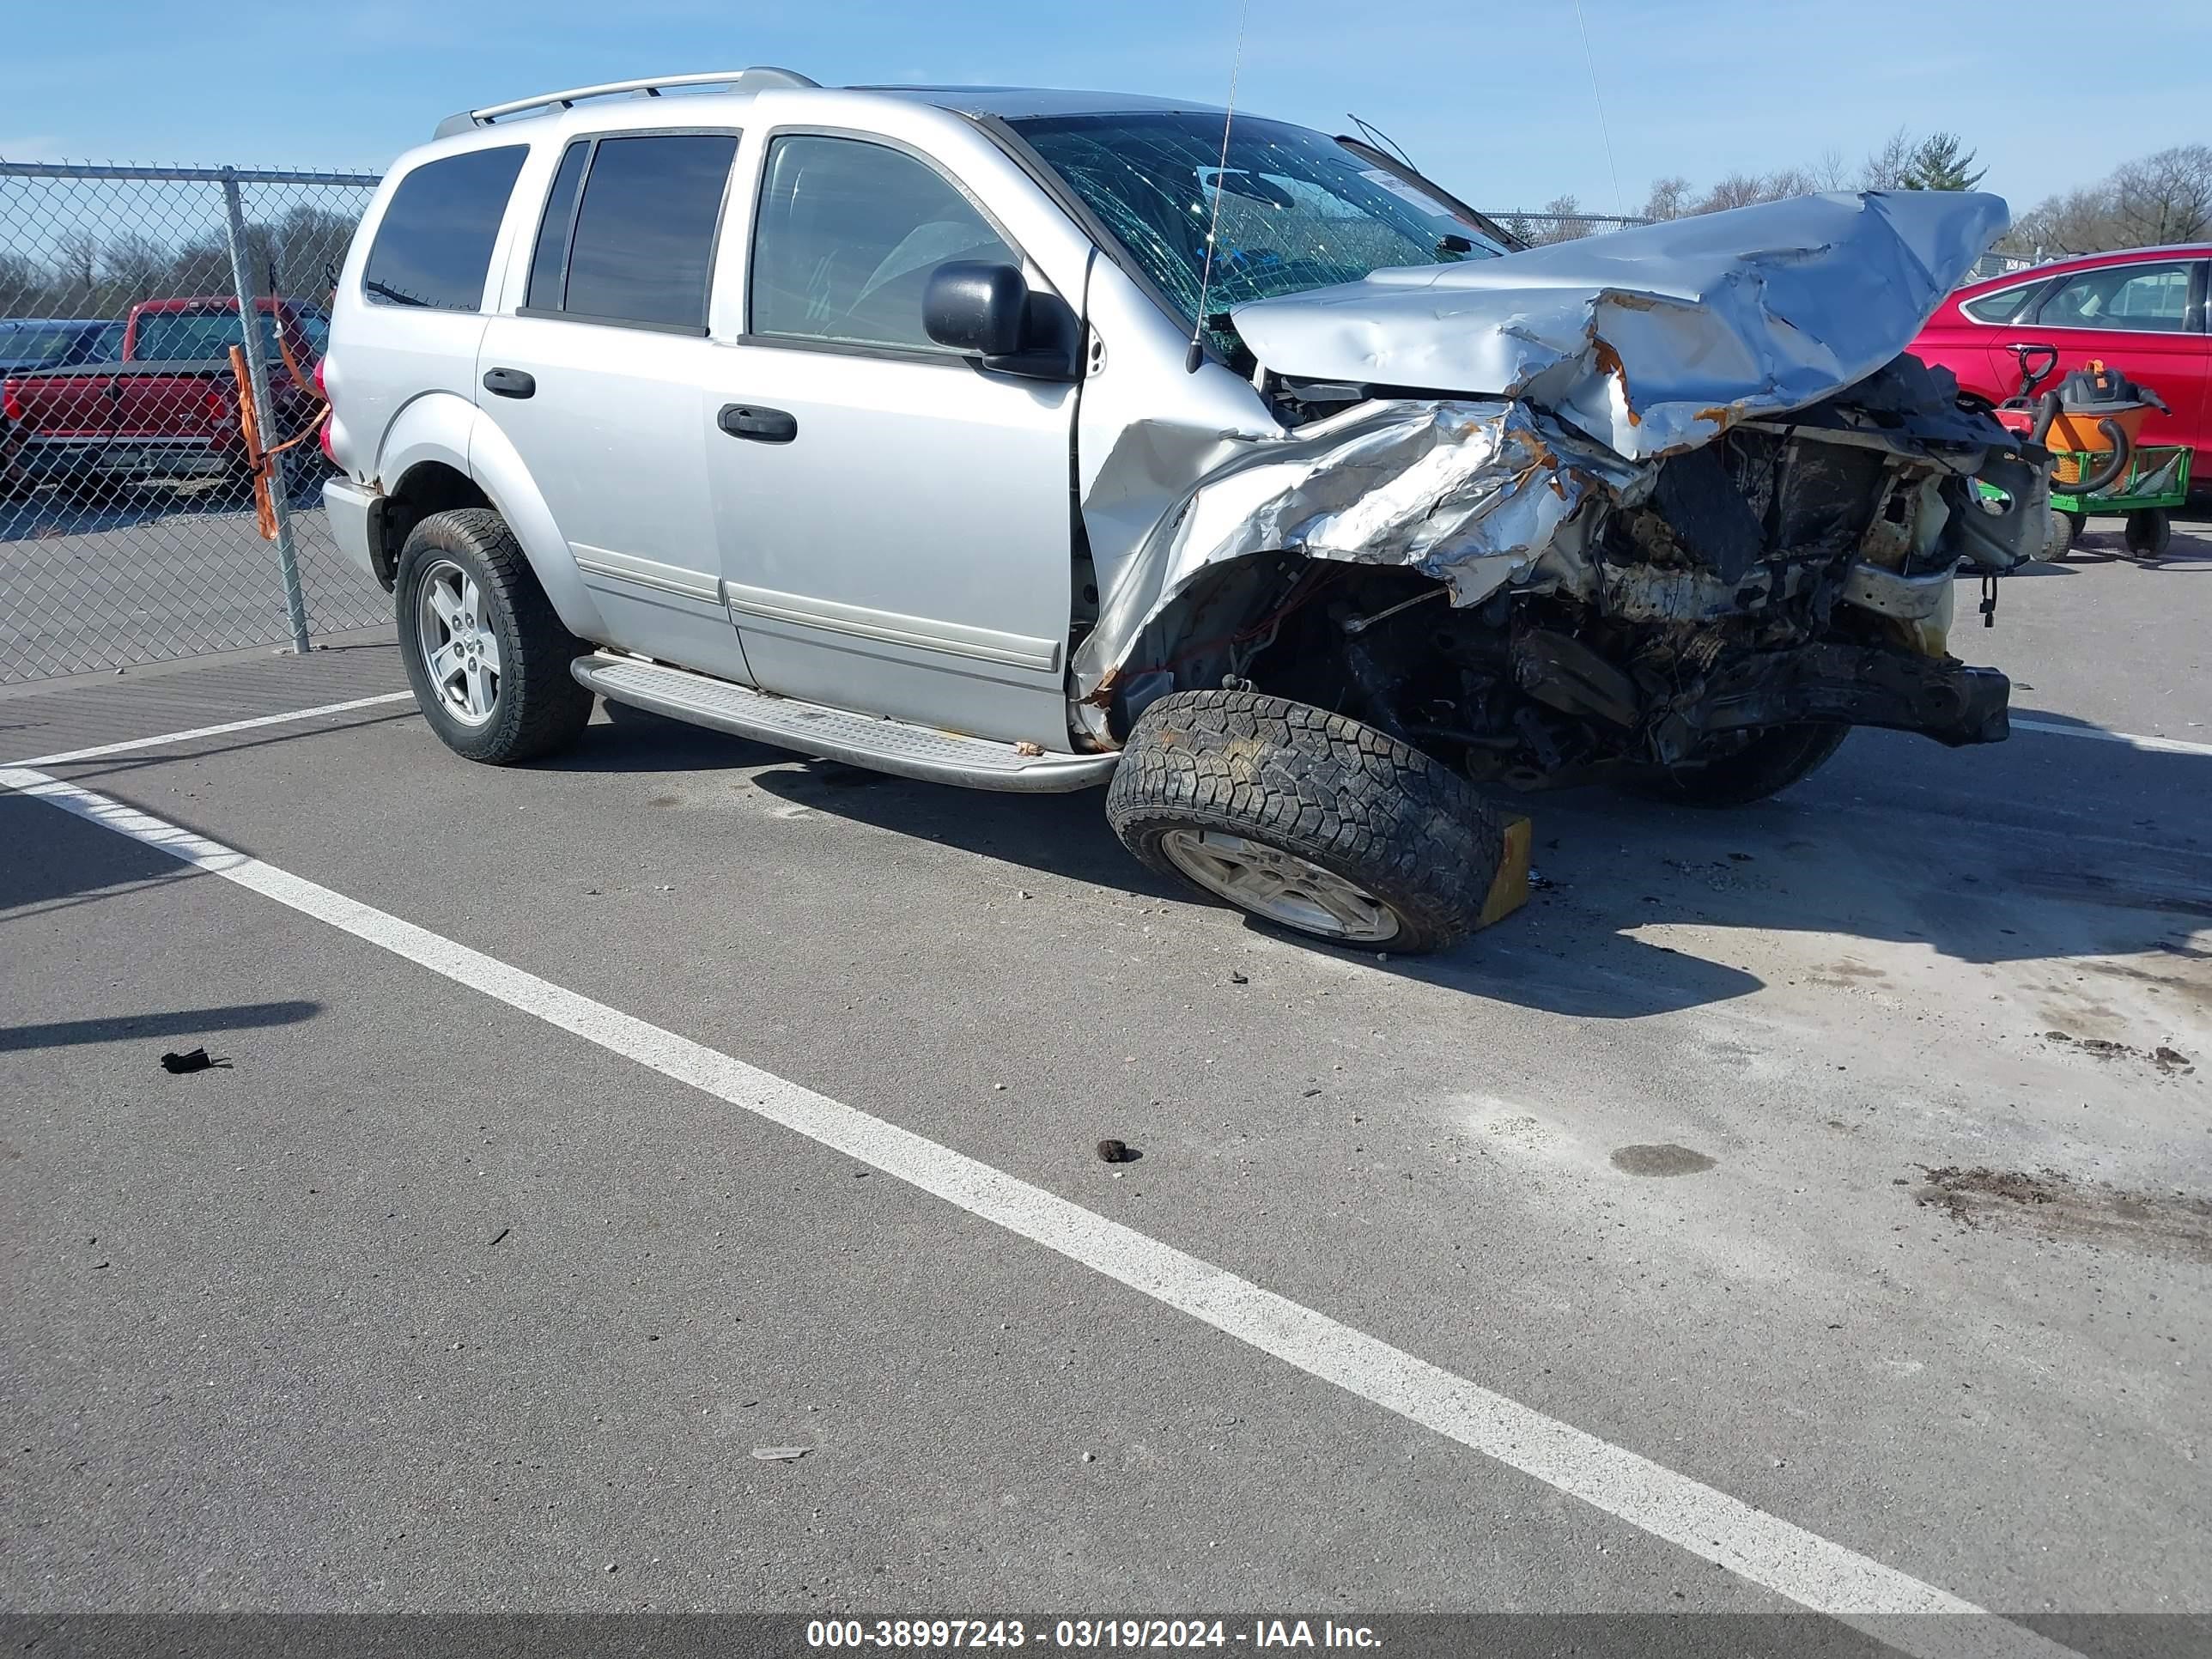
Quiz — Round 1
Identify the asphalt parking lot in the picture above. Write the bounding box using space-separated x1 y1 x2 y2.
1 482 384 682
3 517 2209 1652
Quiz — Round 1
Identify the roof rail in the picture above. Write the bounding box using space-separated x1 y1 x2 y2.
433 67 818 139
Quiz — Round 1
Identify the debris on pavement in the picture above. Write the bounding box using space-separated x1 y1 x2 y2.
159 1048 226 1074
1915 1166 2212 1261
1097 1139 1138 1164
2042 1031 2196 1073
751 1446 812 1462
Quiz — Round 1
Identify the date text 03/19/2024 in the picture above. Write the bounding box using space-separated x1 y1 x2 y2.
804 1620 1383 1650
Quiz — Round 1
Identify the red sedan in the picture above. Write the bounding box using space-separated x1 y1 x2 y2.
1908 244 2209 485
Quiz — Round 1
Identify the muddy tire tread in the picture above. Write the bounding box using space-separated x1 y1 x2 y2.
1105 690 1504 953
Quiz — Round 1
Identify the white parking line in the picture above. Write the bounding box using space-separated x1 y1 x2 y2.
2014 718 2212 757
0 759 2076 1659
9 691 416 768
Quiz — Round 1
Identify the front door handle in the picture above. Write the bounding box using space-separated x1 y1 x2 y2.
718 404 797 444
483 367 535 399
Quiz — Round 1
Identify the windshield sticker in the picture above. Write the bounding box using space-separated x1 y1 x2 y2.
1360 169 1444 213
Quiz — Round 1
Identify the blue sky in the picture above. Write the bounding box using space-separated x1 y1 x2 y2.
5 0 2207 216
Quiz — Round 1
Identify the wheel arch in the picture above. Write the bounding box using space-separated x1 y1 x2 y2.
370 393 606 640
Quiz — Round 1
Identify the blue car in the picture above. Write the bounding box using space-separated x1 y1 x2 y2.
0 317 125 374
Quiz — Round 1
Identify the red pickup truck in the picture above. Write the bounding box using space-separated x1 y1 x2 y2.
1 296 326 493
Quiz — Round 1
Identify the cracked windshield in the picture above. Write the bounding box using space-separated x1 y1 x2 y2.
1013 112 1504 356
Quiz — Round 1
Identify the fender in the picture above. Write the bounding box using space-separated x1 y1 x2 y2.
376 390 609 641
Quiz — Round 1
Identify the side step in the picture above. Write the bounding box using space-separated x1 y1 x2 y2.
571 653 1119 793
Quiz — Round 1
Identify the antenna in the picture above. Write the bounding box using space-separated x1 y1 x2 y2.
1571 0 1626 217
1185 0 1251 374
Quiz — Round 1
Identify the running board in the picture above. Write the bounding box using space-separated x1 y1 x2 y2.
572 653 1118 793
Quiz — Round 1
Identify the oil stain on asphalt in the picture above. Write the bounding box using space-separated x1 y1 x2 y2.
1609 1144 1717 1177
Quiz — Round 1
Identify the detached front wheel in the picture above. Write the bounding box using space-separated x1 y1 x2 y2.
396 507 592 764
1106 690 1504 955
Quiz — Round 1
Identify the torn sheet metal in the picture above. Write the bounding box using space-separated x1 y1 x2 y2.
1070 399 1640 690
1228 191 2009 461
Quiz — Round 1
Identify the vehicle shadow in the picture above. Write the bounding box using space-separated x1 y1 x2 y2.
0 787 202 923
542 700 794 775
731 717 2210 1020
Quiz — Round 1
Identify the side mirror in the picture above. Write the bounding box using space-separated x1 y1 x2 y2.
924 261 1027 357
923 261 1078 382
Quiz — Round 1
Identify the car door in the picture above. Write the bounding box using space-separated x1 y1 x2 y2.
475 129 753 684
707 130 1076 752
2002 257 2209 465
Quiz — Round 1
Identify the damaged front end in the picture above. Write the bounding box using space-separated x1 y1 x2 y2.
1073 190 2045 791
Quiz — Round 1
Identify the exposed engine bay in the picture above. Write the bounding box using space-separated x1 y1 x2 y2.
1067 191 2047 791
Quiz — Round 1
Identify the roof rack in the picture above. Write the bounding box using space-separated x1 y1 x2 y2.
434 68 818 139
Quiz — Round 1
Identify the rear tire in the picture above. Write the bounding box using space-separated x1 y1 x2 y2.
1105 690 1504 955
2045 506 2081 561
1625 723 1848 808
396 507 592 764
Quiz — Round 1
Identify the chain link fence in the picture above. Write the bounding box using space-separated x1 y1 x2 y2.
1 162 387 684
1490 210 1653 246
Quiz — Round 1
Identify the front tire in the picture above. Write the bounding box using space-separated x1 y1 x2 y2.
1105 690 1504 954
397 507 592 764
2045 507 2084 561
1625 722 1848 808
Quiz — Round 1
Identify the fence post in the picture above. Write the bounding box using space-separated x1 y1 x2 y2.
219 167 313 657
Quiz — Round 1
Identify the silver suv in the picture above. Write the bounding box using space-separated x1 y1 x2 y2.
324 68 2044 953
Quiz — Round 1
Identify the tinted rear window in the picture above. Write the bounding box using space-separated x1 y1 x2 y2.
555 133 738 331
363 145 528 312
1960 284 2037 324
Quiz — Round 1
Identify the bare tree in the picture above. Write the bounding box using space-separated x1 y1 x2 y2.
1763 165 1817 200
2111 144 2212 245
166 234 236 298
1861 126 1918 191
1692 168 1814 215
52 227 100 301
99 231 173 309
1531 192 1594 244
2002 186 2112 258
0 251 48 311
1810 147 1854 192
275 204 358 299
1697 173 1771 213
2003 143 2212 258
1640 175 1692 221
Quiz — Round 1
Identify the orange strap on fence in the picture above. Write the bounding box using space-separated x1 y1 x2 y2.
228 340 331 543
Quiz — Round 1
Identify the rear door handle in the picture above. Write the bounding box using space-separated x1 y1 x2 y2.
483 368 535 399
718 404 797 444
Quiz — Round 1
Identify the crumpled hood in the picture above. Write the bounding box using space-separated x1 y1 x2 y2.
1229 191 2008 461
